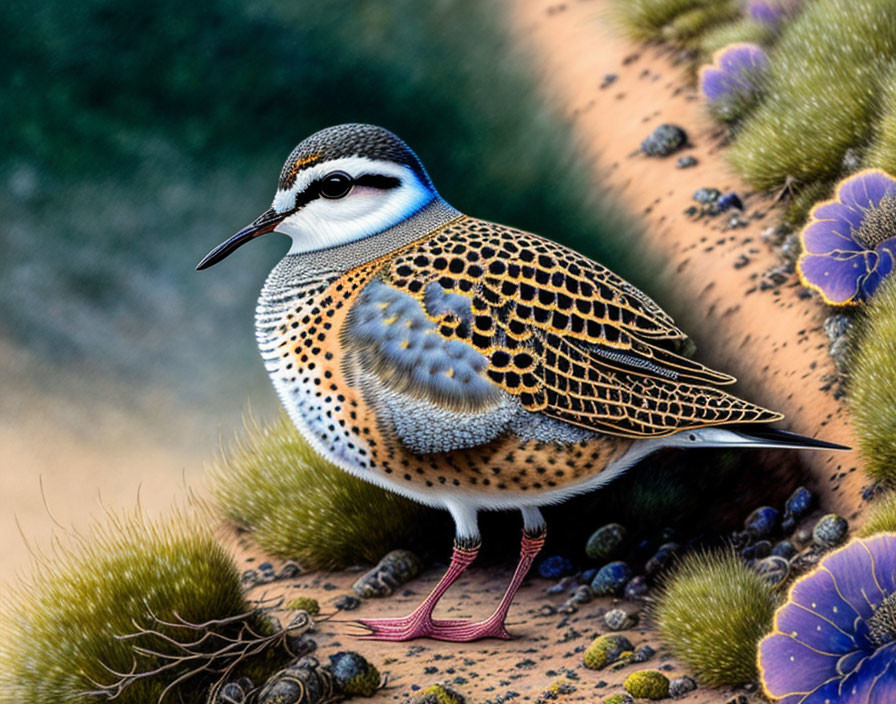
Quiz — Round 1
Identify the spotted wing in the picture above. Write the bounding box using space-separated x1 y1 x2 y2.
380 216 783 438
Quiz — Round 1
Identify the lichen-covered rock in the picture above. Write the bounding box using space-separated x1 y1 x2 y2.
352 549 422 598
413 683 466 704
591 561 633 596
256 657 336 704
623 669 670 700
604 608 638 631
745 506 778 537
603 694 634 704
585 523 627 561
668 675 697 698
583 634 633 670
812 514 848 548
784 486 814 519
329 651 380 696
287 597 320 617
641 124 687 156
755 555 789 586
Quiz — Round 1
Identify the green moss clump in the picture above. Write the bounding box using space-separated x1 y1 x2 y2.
661 3 741 43
865 69 896 174
729 0 896 191
287 596 320 616
655 550 778 685
862 492 896 536
851 278 896 483
414 683 466 704
699 18 776 60
583 634 633 670
611 0 721 41
211 413 440 569
623 670 670 700
602 695 634 704
0 503 282 702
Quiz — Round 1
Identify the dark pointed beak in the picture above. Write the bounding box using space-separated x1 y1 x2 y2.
196 208 284 270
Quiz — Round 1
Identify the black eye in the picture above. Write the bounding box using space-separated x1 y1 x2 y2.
319 171 353 199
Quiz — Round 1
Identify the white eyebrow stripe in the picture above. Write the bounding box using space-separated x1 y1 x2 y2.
271 156 416 213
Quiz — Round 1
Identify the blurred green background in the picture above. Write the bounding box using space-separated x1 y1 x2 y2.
0 0 650 568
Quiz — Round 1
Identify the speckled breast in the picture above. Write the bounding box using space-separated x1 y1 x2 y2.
255 242 630 504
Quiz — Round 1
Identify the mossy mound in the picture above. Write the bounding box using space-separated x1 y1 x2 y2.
612 0 734 42
0 503 283 702
729 0 896 191
865 70 896 175
850 278 896 484
698 17 776 60
583 634 633 670
862 492 896 536
211 413 442 569
655 549 777 685
623 669 670 700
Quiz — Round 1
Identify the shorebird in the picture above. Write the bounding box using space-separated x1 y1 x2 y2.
198 124 844 642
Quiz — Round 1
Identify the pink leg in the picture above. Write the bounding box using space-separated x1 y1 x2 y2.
437 527 546 641
355 528 546 642
355 539 480 640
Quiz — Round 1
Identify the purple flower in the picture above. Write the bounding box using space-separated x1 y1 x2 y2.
759 534 896 703
798 169 896 305
748 0 798 26
699 44 769 120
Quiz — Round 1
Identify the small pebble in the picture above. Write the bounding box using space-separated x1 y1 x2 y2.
333 594 361 611
693 187 721 204
771 540 797 559
600 73 618 89
676 155 698 169
717 192 744 211
813 514 848 548
546 575 577 594
571 585 595 604
329 651 380 696
591 561 633 596
604 608 638 631
741 540 772 561
669 675 697 698
586 523 627 561
624 575 649 599
755 555 789 586
641 123 687 157
539 556 575 579
761 224 791 246
745 506 779 537
353 549 422 598
645 543 679 576
629 644 655 663
784 486 814 519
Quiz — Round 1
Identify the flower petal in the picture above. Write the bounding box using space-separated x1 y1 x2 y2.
811 199 867 235
789 567 863 635
758 632 841 698
861 250 893 300
700 67 730 102
838 642 896 702
837 170 896 212
801 219 863 255
802 677 846 704
860 534 896 596
821 541 887 617
776 601 860 654
798 252 867 304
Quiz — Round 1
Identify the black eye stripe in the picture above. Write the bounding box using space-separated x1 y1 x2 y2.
290 173 402 210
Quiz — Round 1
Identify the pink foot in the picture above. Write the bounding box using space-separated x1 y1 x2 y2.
355 614 511 641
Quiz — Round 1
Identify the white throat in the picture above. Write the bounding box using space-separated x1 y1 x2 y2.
270 156 436 255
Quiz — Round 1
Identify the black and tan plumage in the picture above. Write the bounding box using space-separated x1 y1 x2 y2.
198 123 844 642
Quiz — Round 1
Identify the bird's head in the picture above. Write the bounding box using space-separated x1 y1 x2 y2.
197 124 440 269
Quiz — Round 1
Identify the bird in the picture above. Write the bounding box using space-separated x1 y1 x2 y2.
197 123 845 642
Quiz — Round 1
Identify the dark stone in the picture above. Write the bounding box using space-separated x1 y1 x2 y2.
745 506 779 538
771 540 797 559
590 561 633 596
676 155 698 169
784 486 814 519
539 555 575 579
641 124 688 157
693 187 721 204
717 192 744 211
624 575 649 599
742 540 772 560
585 523 627 561
333 594 361 611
